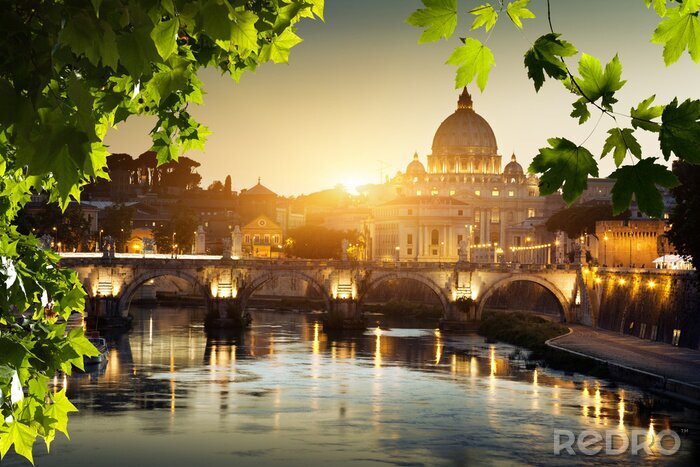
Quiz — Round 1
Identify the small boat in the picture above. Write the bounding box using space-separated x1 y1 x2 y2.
85 337 110 366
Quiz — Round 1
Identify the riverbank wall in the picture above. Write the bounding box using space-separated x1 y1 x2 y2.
547 330 700 406
584 268 699 349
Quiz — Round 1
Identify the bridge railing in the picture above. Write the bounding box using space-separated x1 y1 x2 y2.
58 252 589 272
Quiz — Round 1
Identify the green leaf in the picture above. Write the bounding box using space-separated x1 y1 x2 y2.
651 7 700 65
645 0 668 17
259 29 303 64
570 98 591 124
523 33 578 91
506 0 536 29
446 38 495 91
406 0 458 43
117 26 159 78
529 137 599 204
201 0 232 41
631 95 664 132
470 4 498 32
659 97 700 163
44 390 78 437
58 13 102 65
0 421 37 464
230 10 259 55
573 53 626 110
609 158 680 216
602 128 642 166
150 18 179 60
67 328 100 358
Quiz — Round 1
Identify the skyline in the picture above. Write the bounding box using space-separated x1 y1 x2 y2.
103 0 698 196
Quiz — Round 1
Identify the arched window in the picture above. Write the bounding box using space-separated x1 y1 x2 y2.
431 229 439 245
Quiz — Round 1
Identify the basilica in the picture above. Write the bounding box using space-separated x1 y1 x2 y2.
358 88 564 261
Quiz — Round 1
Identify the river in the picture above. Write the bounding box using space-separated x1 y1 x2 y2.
4 306 699 466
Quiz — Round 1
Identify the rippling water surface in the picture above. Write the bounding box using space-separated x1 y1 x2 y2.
7 306 700 466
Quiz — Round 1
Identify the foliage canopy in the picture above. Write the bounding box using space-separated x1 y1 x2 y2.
407 0 700 218
0 0 322 462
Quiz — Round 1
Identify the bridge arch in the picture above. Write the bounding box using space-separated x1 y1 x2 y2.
116 269 210 317
476 274 572 322
238 270 332 314
358 272 450 317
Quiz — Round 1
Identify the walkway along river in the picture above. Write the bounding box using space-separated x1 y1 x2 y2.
3 306 699 466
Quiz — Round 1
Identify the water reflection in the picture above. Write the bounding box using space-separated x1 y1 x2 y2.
16 306 698 467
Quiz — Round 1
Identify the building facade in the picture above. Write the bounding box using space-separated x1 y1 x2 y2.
364 88 563 261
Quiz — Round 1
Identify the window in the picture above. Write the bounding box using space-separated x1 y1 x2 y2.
491 208 500 223
491 188 500 197
432 249 438 255
407 248 413 255
244 235 251 244
272 235 279 244
431 229 439 245
508 190 514 197
474 209 481 222
527 208 536 218
449 189 456 196
475 190 481 196
407 234 413 245
431 188 439 196
458 209 463 216
253 235 260 244
514 236 521 246
407 209 413 215
663 212 669 219
529 190 537 197
457 234 463 243
264 234 270 244
416 190 422 196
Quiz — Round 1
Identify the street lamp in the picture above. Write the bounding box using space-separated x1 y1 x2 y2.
395 245 400 262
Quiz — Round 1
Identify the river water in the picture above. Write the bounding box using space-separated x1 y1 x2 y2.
5 306 699 466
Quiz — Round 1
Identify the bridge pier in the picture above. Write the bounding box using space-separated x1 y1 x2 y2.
325 298 365 331
86 295 132 330
439 299 480 331
205 297 251 329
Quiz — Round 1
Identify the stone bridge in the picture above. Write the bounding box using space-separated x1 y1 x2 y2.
59 254 588 329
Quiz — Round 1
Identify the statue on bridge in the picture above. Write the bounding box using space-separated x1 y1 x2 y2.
231 225 242 259
458 239 468 262
222 237 232 259
341 238 349 261
39 234 53 251
195 225 206 255
102 236 115 258
142 237 155 255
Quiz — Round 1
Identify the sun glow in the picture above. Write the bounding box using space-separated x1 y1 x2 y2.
340 177 370 195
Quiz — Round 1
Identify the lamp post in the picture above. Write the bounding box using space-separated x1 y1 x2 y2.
98 229 104 251
394 245 400 262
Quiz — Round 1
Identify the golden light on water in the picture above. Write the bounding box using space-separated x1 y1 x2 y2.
594 388 602 423
312 322 320 355
434 330 442 365
618 398 625 428
582 386 590 418
489 346 497 377
533 369 538 386
374 327 382 368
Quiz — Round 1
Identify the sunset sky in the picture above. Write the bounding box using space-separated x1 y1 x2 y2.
103 0 697 196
